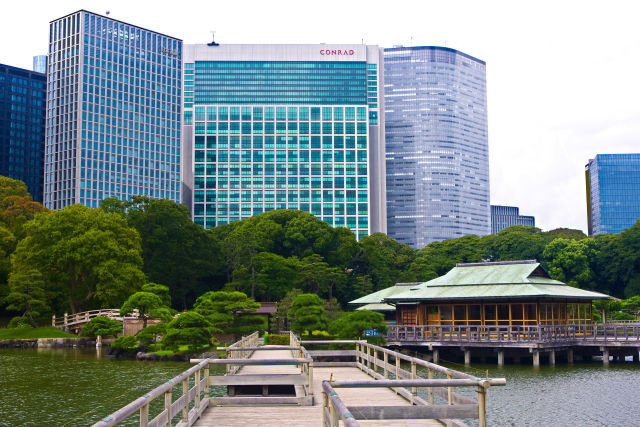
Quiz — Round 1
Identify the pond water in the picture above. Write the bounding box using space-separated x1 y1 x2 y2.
1 348 638 426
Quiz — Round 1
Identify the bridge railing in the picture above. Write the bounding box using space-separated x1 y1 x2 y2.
92 357 210 427
385 323 640 343
52 309 139 329
220 331 260 375
306 339 505 427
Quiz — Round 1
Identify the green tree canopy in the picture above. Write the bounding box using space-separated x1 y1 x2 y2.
328 310 389 344
141 282 171 307
11 204 145 313
120 291 170 328
162 311 219 353
0 176 29 200
193 290 261 336
288 293 328 335
81 315 122 338
5 269 48 327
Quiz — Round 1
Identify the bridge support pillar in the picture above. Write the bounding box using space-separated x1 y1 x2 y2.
432 349 439 364
497 350 504 366
464 349 471 366
532 350 540 367
549 350 556 366
633 349 639 364
602 348 610 366
567 349 574 364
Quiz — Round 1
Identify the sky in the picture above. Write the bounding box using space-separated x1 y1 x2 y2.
2 0 639 233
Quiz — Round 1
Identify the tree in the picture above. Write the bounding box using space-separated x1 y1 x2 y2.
162 311 219 353
328 310 389 344
120 292 170 329
141 283 171 307
136 323 168 350
103 196 223 309
288 293 328 335
5 269 48 327
11 204 145 313
81 316 122 338
488 225 547 262
0 195 49 240
0 176 29 200
542 238 599 289
193 291 261 337
253 252 300 301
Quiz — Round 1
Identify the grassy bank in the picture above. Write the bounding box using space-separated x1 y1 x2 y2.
0 327 77 340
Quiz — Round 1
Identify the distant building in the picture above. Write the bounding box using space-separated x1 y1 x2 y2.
0 63 46 202
182 44 386 239
32 55 47 74
45 10 182 210
384 46 490 248
586 153 640 235
491 205 535 234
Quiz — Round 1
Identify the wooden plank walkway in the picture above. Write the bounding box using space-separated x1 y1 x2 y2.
196 347 442 426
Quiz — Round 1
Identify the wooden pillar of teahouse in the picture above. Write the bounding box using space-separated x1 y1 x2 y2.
532 350 540 367
549 350 556 366
497 350 504 366
602 348 610 366
464 348 471 366
432 348 439 364
567 348 574 364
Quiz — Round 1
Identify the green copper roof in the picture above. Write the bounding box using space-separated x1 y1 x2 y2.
355 303 396 312
349 261 611 305
349 283 421 305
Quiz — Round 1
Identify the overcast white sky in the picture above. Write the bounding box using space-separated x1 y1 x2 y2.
2 0 639 233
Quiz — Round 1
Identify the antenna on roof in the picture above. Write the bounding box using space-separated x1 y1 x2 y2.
208 31 219 47
106 10 110 16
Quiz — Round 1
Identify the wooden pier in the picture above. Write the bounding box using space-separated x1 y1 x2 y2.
92 332 505 427
385 323 640 366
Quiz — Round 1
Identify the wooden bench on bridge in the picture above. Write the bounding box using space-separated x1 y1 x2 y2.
92 331 506 427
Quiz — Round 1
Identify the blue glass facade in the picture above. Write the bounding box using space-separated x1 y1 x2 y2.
32 55 47 74
0 64 46 202
45 10 182 210
586 154 640 235
183 45 386 238
384 46 490 248
491 205 535 234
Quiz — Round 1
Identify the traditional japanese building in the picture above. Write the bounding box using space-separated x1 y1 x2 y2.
351 260 610 326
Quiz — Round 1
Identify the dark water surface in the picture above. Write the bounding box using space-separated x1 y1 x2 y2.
1 348 639 426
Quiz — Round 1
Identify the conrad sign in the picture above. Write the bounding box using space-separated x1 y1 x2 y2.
320 49 355 56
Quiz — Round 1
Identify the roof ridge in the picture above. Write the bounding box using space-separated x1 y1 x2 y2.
456 260 537 267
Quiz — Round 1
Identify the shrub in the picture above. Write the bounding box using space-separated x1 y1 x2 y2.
265 334 289 345
8 316 33 329
81 316 122 338
111 336 139 351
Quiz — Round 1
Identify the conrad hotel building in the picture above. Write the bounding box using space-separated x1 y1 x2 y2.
182 44 386 238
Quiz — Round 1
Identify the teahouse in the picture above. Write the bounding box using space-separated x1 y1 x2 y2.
351 260 610 327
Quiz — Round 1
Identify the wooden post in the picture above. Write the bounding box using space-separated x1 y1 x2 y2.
395 354 400 380
204 364 210 402
164 389 172 427
549 350 556 366
140 403 149 427
603 348 610 366
497 350 504 366
308 361 314 398
383 351 388 378
322 391 328 426
432 349 439 364
330 395 339 427
567 348 574 364
533 350 540 367
447 373 453 404
410 360 417 403
64 312 68 328
182 376 189 422
355 342 359 366
51 314 55 327
477 381 488 427
373 349 377 373
195 368 201 409
427 368 434 405
366 345 371 369
464 349 471 366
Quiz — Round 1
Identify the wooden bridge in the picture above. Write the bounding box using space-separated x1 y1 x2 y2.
51 309 150 335
385 323 640 366
92 332 505 427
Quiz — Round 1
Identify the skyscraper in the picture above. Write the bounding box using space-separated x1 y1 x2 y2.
44 10 182 210
0 63 46 202
182 44 386 239
491 205 535 234
384 46 490 248
32 55 47 74
586 153 640 235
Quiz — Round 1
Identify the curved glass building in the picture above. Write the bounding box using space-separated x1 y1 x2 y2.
384 46 490 248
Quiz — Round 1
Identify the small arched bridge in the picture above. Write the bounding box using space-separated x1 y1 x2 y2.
52 309 140 335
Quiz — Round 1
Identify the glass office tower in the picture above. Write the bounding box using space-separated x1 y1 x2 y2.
45 10 182 210
586 153 640 235
183 44 386 239
490 205 535 234
0 63 46 202
384 46 490 248
33 55 48 74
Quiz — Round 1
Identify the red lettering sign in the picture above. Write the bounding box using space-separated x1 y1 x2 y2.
320 49 355 56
